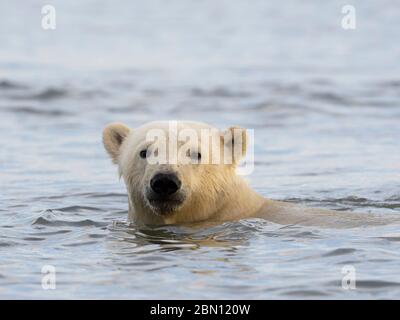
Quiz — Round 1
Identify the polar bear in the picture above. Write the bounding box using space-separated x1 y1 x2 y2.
103 120 398 228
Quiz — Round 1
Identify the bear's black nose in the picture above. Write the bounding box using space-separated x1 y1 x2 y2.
150 173 181 196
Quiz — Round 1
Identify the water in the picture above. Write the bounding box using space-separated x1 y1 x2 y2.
1 0 400 299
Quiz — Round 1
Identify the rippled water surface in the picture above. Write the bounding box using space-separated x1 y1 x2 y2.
1 1 400 299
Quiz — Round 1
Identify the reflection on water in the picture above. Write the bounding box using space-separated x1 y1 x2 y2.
1 0 400 299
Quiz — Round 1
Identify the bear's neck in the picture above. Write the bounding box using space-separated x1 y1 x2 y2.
215 177 265 222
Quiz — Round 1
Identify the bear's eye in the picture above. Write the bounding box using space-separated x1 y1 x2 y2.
192 152 201 161
139 149 147 159
186 150 201 162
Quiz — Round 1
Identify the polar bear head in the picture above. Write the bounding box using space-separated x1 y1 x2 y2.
103 121 248 225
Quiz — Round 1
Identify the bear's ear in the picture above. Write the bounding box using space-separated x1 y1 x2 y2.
103 122 131 164
221 126 247 166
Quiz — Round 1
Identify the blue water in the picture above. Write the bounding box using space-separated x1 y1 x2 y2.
0 0 400 299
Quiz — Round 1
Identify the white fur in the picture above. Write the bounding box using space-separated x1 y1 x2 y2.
103 120 400 228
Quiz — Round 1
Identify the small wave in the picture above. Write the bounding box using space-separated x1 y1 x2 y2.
377 236 400 242
385 195 400 202
88 233 107 239
322 248 357 257
29 230 71 236
30 88 67 100
285 196 400 210
191 87 251 98
11 88 68 101
55 205 104 213
309 91 350 105
32 193 127 201
0 80 28 90
4 106 71 117
378 80 400 88
85 192 127 199
22 237 45 241
351 280 400 289
63 241 99 247
32 213 107 227
283 289 330 297
290 231 322 239
0 240 22 247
